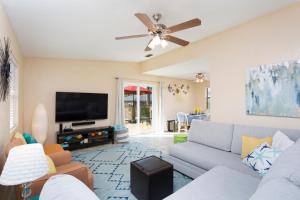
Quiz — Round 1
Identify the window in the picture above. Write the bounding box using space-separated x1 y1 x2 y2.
10 61 18 131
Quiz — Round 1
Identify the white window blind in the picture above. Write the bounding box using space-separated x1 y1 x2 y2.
10 61 18 131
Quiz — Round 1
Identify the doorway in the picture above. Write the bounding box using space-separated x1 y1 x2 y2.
124 82 157 135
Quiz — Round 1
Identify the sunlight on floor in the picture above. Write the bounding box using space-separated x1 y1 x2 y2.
129 131 188 153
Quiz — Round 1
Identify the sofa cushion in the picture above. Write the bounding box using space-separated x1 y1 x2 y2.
5 138 25 156
250 178 300 200
260 139 300 187
231 124 300 155
169 142 260 178
164 166 260 200
289 171 300 187
188 121 234 151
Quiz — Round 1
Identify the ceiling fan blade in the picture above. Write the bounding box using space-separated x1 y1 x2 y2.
135 13 157 32
167 18 201 33
164 35 189 46
145 46 152 51
115 34 149 40
144 40 153 51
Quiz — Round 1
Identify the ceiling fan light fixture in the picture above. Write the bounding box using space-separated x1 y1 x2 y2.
195 73 207 83
161 39 168 48
153 35 161 46
148 40 156 49
115 13 202 52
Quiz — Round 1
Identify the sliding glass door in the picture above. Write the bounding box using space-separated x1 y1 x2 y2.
124 83 157 134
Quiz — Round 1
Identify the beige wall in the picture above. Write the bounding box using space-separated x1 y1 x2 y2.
141 3 300 129
0 3 24 169
162 80 200 121
23 58 200 143
194 81 210 112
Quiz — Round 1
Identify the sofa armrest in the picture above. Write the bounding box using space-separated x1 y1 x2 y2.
56 162 90 186
16 162 90 199
48 150 72 167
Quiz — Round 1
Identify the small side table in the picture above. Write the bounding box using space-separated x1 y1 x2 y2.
131 156 173 200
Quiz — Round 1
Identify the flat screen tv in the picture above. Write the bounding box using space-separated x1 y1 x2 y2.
55 92 108 122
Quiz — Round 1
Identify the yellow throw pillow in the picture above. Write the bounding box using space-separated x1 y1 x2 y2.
46 155 57 174
13 132 26 144
241 136 272 159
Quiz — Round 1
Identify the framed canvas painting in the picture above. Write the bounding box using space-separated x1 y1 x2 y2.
246 59 300 118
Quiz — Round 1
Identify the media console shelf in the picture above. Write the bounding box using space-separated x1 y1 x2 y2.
57 126 114 150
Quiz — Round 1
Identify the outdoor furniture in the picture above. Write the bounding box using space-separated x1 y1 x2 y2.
167 120 177 132
176 112 188 132
130 156 173 200
187 113 209 124
173 134 188 144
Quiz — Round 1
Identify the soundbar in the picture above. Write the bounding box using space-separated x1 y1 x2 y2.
72 121 95 127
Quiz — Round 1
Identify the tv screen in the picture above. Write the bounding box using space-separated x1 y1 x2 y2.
55 92 108 122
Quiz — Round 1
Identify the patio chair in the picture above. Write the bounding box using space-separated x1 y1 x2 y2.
176 112 188 132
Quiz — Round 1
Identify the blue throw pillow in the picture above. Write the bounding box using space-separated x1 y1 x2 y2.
243 142 282 176
23 133 38 144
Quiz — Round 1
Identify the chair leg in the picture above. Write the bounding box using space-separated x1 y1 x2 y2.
183 124 188 132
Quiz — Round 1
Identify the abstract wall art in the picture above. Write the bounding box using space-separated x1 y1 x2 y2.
246 59 300 118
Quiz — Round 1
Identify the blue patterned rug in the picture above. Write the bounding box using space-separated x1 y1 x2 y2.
72 142 192 200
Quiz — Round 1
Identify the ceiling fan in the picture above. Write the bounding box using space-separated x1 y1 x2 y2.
194 73 208 83
115 13 201 51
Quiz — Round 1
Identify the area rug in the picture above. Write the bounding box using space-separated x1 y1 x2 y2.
72 142 192 200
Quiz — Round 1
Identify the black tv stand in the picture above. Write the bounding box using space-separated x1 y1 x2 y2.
57 126 114 151
63 128 74 132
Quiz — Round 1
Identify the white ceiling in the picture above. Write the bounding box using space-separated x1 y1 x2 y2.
2 0 299 62
145 59 209 80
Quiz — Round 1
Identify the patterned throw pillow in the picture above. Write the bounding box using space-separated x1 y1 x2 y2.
243 142 282 176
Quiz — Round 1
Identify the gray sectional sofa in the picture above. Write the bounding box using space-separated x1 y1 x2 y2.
164 120 300 200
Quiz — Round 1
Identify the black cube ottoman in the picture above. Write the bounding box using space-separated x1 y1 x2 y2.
130 156 173 200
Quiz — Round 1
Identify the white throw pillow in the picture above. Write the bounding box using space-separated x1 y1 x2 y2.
243 142 282 176
272 130 294 151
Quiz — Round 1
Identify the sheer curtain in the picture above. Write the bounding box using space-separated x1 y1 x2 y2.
159 81 164 133
115 78 125 127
